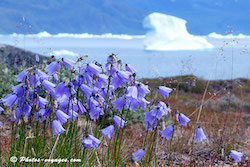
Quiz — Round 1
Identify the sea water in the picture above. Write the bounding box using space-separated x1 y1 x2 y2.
0 35 249 80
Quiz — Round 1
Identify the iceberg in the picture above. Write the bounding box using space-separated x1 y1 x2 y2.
51 50 79 58
208 32 250 39
8 31 144 40
143 13 213 51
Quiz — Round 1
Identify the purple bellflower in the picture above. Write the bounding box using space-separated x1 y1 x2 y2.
194 126 207 142
77 101 87 114
132 148 145 162
53 73 59 83
42 80 55 93
136 82 150 97
82 135 101 148
52 120 65 136
125 64 137 74
55 109 70 124
144 110 156 125
80 84 93 98
62 57 76 70
68 110 80 121
161 125 174 140
12 83 25 97
36 69 49 80
230 150 244 163
2 94 17 107
178 113 190 126
113 115 126 130
158 86 172 98
86 63 102 75
100 125 115 140
55 82 71 98
89 106 104 121
45 61 59 75
112 96 127 112
127 86 138 99
15 70 29 82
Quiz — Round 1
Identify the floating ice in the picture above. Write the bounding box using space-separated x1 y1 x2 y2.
143 13 214 51
51 50 79 58
208 32 250 39
8 31 144 40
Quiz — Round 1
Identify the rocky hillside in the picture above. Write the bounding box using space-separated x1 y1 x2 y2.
0 44 48 67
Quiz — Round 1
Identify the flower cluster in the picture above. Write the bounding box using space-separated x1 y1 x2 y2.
1 54 244 165
0 54 151 148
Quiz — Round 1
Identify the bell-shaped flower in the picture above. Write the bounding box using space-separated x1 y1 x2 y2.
82 135 101 148
132 148 145 162
106 64 117 76
95 74 108 88
55 109 70 124
15 70 29 82
117 71 130 84
127 86 138 99
89 106 104 121
43 106 52 120
86 63 102 75
158 86 172 98
24 104 32 121
45 61 59 75
36 69 49 80
129 99 139 111
161 125 174 140
55 82 71 99
230 150 244 163
100 125 115 140
157 101 169 115
178 113 190 126
11 108 22 123
136 82 150 97
151 106 166 120
194 126 207 142
144 111 156 125
42 80 55 93
53 73 59 83
110 75 122 89
2 94 17 107
12 83 25 97
34 109 45 123
37 96 48 108
30 73 41 87
113 115 126 130
52 120 65 136
125 64 137 74
77 101 87 114
144 121 157 131
68 110 79 121
62 57 76 70
46 61 59 75
80 84 93 98
112 96 127 112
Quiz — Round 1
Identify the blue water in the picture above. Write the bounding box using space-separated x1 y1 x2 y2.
1 36 250 80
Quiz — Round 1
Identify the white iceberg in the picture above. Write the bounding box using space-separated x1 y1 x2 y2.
208 32 250 39
8 31 144 40
51 50 79 58
143 12 214 51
